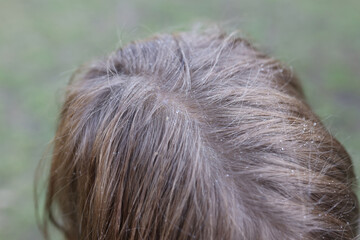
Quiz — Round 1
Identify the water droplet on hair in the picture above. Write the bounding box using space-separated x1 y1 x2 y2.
303 216 307 219
291 170 294 173
279 139 283 143
347 222 350 225
175 110 179 114
318 214 322 217
311 140 314 144
166 116 169 121
281 147 284 151
313 122 317 126
225 174 230 177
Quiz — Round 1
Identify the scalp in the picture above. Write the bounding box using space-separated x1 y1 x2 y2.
41 28 359 240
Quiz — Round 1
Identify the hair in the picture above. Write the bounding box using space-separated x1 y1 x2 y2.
38 28 359 239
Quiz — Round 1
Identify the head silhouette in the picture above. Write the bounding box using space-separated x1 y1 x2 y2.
40 28 359 239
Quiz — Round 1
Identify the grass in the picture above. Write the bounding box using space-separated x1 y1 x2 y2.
0 0 359 239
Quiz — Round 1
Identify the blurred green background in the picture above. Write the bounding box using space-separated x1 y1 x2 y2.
0 0 359 239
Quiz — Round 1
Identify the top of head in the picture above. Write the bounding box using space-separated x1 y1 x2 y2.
44 28 359 240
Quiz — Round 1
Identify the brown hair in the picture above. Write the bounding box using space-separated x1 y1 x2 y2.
38 28 359 239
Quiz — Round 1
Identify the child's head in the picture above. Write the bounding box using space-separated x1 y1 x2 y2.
41 29 358 239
